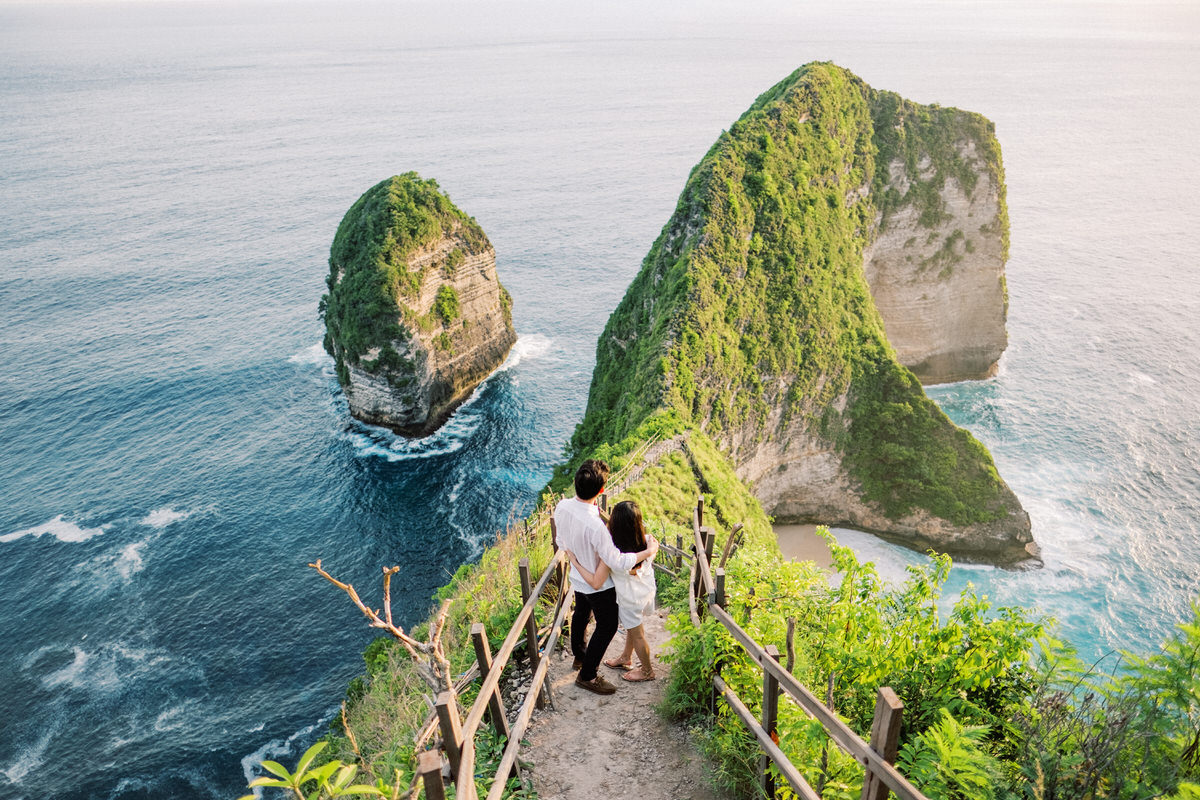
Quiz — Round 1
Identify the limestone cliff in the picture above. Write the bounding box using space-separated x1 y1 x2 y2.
570 63 1037 565
864 93 1010 384
321 174 516 436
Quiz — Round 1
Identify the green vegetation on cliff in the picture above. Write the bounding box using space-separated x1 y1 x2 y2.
569 62 1011 526
434 284 460 325
320 173 489 385
666 533 1200 800
870 89 1010 258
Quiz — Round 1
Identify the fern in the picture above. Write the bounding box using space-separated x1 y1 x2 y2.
896 708 999 800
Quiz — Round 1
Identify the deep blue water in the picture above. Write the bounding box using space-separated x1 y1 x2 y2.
2 2 1198 798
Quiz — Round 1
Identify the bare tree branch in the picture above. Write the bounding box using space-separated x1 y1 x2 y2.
381 565 400 630
309 559 456 702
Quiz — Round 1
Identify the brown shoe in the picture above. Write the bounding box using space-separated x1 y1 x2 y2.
572 658 583 671
575 674 617 695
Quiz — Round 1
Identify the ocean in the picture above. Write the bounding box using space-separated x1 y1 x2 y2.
1 1 1198 797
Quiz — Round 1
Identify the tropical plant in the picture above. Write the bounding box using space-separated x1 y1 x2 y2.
238 741 383 800
896 708 1000 800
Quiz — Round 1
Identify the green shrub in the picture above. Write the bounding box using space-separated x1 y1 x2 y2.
897 709 1000 800
660 513 1200 800
434 284 460 326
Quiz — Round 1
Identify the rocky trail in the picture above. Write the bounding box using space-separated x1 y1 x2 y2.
523 606 731 800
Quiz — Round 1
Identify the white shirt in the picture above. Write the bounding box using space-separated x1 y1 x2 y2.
553 497 638 594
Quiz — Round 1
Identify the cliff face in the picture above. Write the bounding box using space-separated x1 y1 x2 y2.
571 64 1037 565
733 397 1033 564
322 174 516 437
864 94 1010 384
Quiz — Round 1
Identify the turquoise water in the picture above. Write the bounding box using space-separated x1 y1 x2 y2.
1 2 1198 798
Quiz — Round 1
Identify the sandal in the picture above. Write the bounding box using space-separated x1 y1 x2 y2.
622 668 656 682
604 658 634 671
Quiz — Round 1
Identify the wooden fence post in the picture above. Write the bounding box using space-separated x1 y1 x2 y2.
860 687 904 800
719 522 744 567
550 518 566 590
471 623 512 741
785 618 796 672
675 532 683 572
519 558 546 709
697 495 704 529
418 750 447 800
715 567 726 609
762 645 781 800
435 691 463 776
693 526 716 603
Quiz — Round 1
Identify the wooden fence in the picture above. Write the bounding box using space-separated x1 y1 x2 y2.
415 545 571 800
412 444 663 799
686 497 929 800
413 484 930 800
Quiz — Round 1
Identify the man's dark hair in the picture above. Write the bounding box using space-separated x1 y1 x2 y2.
574 459 609 501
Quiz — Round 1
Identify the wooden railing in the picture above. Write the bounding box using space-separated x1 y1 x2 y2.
685 497 929 800
412 460 926 800
415 541 571 800
412 440 669 799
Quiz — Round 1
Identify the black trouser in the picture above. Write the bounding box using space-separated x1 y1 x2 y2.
570 587 619 681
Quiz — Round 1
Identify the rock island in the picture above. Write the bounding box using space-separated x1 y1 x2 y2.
570 63 1037 564
321 173 516 437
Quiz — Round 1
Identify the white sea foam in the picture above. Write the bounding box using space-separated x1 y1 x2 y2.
115 540 148 581
109 777 152 797
0 515 109 544
288 341 332 366
241 709 336 799
39 643 171 695
503 332 553 369
42 646 91 690
0 730 53 786
140 507 191 528
346 424 472 461
153 703 190 733
446 473 465 505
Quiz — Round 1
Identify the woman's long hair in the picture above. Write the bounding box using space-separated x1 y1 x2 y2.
608 500 647 554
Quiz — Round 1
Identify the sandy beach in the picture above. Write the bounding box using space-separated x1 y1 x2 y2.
773 523 835 569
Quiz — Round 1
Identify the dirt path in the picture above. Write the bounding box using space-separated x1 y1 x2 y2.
523 606 730 800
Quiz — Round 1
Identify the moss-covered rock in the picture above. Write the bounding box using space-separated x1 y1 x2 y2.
321 173 516 436
569 63 1035 564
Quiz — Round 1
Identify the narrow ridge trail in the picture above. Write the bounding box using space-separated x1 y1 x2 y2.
524 606 731 800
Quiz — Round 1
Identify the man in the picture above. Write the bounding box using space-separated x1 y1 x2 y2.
554 459 658 695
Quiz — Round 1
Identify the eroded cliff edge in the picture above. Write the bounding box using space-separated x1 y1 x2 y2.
321 174 516 437
570 63 1037 565
865 92 1010 384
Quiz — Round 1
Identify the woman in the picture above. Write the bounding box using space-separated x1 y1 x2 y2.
567 500 657 681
